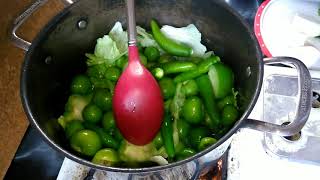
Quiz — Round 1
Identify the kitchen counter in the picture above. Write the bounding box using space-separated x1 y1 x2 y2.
0 0 64 179
1 0 263 179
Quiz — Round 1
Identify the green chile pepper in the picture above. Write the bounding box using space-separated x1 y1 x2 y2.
151 20 192 57
174 56 219 83
198 137 217 151
195 75 220 130
161 113 175 158
162 61 197 74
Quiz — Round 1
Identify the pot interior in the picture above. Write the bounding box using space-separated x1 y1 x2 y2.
22 0 262 170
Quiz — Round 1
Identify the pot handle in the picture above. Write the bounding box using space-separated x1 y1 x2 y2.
11 0 74 51
242 57 312 136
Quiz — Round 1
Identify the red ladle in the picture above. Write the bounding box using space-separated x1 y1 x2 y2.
112 0 164 145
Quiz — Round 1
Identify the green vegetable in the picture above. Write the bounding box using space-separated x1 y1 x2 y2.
87 64 108 79
70 130 102 156
65 120 84 139
92 148 120 166
112 128 124 141
144 46 160 62
151 20 192 57
164 99 172 112
208 63 234 99
222 105 239 126
118 140 158 162
170 83 185 121
174 69 200 83
83 122 119 149
70 75 92 95
174 56 220 83
198 137 217 151
159 78 176 99
160 23 208 57
182 80 198 96
176 148 196 160
152 132 163 149
90 77 115 94
102 111 115 130
82 104 103 124
218 95 237 109
105 67 120 81
151 67 164 80
195 75 220 130
92 89 112 111
182 96 204 124
140 54 148 66
161 113 175 158
159 54 174 64
162 61 196 74
115 56 128 69
136 26 161 50
58 94 92 128
88 22 127 66
176 119 190 139
189 127 210 148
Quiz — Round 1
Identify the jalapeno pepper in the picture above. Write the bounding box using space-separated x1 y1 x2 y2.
161 113 175 158
151 20 192 57
174 56 219 83
195 75 220 130
162 61 196 74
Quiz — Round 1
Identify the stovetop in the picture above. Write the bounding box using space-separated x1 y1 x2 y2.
3 1 267 179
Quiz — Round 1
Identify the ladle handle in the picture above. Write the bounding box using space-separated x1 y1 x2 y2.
126 0 137 46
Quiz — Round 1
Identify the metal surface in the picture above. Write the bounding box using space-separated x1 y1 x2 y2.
19 0 264 173
227 66 320 180
11 0 48 51
11 0 73 51
263 71 320 164
126 0 137 45
243 57 312 136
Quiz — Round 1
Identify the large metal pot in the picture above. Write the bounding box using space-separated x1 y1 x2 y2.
12 0 312 178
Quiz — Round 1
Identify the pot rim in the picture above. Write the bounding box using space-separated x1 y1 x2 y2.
20 0 263 173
